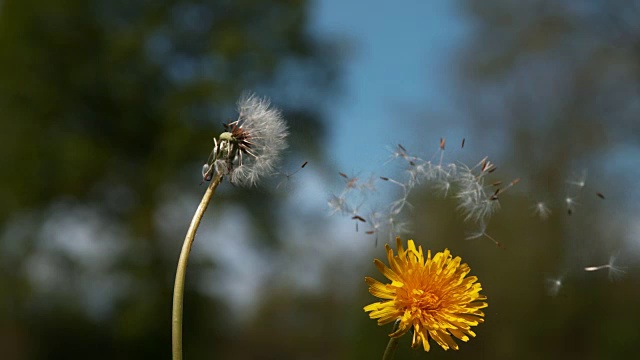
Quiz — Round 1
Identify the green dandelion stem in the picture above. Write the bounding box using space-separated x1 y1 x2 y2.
172 172 224 360
382 320 402 360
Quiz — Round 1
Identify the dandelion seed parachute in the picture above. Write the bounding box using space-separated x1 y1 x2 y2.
533 201 551 220
545 277 563 297
584 255 627 282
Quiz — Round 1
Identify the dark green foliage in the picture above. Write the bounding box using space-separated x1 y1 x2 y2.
0 0 338 358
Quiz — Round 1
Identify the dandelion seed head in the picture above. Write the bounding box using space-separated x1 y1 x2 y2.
208 93 288 186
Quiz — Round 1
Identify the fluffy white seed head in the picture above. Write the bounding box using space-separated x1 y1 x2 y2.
214 93 288 186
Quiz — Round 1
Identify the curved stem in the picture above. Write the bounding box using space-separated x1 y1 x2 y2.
382 320 402 360
172 173 224 360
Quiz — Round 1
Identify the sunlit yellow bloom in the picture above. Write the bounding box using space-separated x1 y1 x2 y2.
364 237 487 351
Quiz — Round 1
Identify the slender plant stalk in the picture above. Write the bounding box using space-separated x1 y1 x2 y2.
172 173 224 360
382 320 402 360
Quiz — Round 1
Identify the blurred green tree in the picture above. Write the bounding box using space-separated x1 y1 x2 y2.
0 0 340 358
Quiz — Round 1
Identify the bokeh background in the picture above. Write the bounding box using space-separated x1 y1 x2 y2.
1 0 639 359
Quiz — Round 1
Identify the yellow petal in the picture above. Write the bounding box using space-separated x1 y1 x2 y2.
364 238 486 352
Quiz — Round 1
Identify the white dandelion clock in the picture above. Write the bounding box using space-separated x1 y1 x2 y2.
204 93 288 186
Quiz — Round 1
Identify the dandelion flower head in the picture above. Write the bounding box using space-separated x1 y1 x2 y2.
206 93 288 186
364 237 487 351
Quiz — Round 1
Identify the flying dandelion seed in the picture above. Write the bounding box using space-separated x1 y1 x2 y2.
379 175 409 192
426 145 451 181
389 196 413 216
532 201 552 220
360 175 377 192
351 214 366 232
465 222 504 248
453 157 511 223
456 190 501 223
387 144 414 165
364 238 487 351
338 171 377 194
545 276 564 297
328 194 350 216
607 258 627 281
328 140 517 244
347 201 366 232
565 197 578 215
566 169 587 190
386 215 411 243
584 254 626 281
275 161 308 189
494 178 520 198
379 176 413 215
366 210 383 228
364 210 384 246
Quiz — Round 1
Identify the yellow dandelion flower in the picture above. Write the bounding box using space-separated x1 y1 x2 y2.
364 237 487 352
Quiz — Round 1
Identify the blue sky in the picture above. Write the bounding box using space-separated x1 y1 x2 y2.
310 0 471 173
